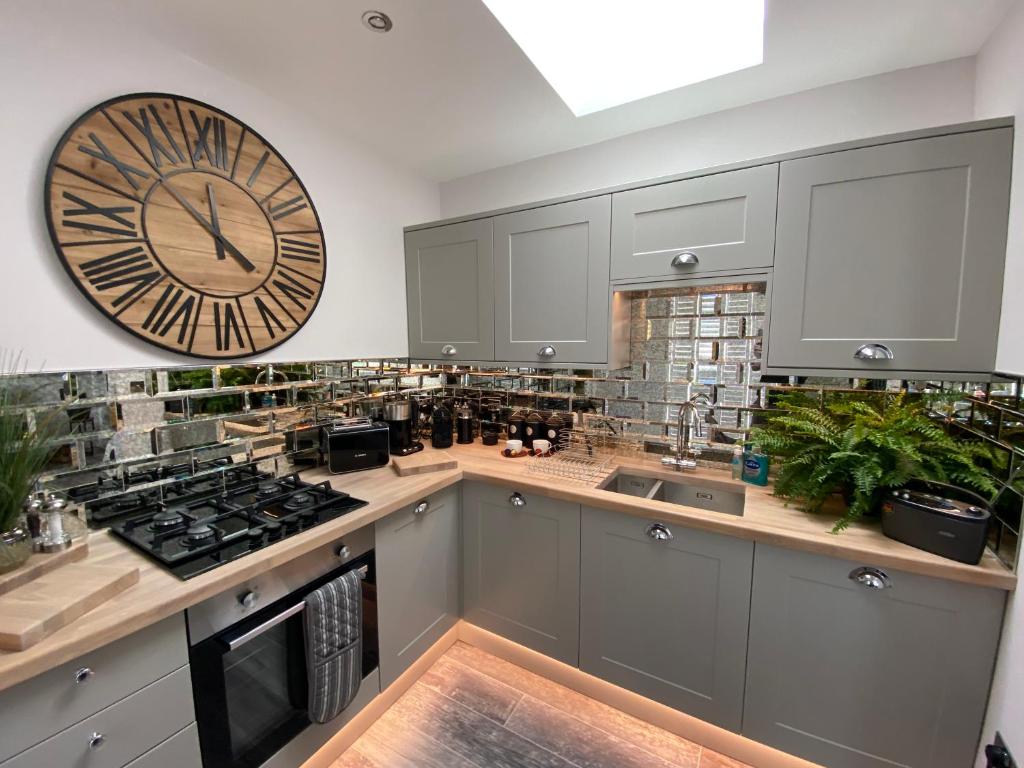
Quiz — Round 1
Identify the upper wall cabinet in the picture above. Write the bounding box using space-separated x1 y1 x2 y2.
610 164 778 281
494 197 617 365
768 128 1012 376
405 219 494 361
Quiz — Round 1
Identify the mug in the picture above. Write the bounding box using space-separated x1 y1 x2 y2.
533 439 551 454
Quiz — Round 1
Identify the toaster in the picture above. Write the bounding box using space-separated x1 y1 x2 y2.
322 418 390 474
881 482 990 564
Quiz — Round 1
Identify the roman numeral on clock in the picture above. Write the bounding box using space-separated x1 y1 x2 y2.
213 300 245 352
141 284 197 345
122 105 185 168
253 295 287 339
79 246 163 308
62 191 137 237
272 269 316 311
78 132 150 189
267 194 308 221
279 237 321 264
189 110 229 171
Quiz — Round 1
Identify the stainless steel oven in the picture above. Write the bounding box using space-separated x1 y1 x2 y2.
187 526 378 768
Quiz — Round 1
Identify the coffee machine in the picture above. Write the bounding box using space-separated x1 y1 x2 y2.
384 399 423 456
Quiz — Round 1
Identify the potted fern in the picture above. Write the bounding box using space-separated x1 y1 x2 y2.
751 391 999 533
0 355 64 572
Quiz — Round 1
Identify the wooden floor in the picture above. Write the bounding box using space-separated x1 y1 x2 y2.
333 642 752 768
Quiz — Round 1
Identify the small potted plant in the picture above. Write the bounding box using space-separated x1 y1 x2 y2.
0 355 63 572
751 391 999 533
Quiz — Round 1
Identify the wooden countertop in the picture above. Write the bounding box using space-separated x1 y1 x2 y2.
0 445 1013 692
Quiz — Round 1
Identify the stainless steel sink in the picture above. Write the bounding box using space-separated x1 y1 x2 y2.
601 472 745 516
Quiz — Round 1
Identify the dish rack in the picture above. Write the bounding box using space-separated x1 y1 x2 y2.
527 420 642 485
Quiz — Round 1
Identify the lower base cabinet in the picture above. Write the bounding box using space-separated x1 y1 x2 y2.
743 544 1006 768
462 482 581 665
579 506 753 731
376 487 461 690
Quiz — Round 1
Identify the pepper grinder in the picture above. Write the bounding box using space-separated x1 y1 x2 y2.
41 493 72 552
456 404 474 444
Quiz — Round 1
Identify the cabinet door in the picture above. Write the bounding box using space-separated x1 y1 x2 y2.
579 507 752 731
744 544 1005 768
494 197 612 364
376 487 460 690
405 219 494 361
769 128 1011 375
462 482 580 664
610 164 778 281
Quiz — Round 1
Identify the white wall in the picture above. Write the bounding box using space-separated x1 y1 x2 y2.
438 58 976 218
0 0 438 373
974 2 1024 761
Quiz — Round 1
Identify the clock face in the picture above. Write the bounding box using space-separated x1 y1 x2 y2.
45 93 326 358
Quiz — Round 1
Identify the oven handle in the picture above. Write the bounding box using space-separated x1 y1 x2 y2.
220 564 369 652
223 602 305 651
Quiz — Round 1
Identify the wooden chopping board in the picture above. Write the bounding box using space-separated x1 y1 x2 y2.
0 561 139 651
0 538 89 597
392 450 458 476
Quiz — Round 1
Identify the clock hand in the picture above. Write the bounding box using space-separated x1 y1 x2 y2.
161 181 256 273
206 183 227 261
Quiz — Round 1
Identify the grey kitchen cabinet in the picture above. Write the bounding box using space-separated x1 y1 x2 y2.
376 487 461 689
579 506 753 731
610 164 778 281
1 665 196 768
494 196 624 366
462 481 580 664
0 613 189 763
768 128 1012 375
743 544 1005 768
405 218 494 361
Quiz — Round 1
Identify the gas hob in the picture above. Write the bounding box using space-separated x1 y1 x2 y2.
108 473 367 579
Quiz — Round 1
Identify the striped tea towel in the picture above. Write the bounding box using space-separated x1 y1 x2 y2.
304 569 363 723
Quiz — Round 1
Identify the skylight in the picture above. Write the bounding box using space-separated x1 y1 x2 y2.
481 0 766 116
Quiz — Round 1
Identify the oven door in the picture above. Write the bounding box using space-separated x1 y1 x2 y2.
190 554 377 768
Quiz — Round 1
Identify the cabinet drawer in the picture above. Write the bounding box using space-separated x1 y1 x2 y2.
611 164 778 281
0 613 188 762
2 665 195 768
124 724 201 768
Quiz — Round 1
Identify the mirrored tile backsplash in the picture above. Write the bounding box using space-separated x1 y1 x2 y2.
3 284 1021 568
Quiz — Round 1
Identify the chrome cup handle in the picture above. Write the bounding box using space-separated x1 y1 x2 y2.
670 251 699 267
645 522 673 541
509 492 526 508
854 344 894 361
538 345 556 359
849 566 891 590
441 344 457 357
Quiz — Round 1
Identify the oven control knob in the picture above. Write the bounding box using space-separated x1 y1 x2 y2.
265 521 282 540
238 591 258 610
336 544 351 560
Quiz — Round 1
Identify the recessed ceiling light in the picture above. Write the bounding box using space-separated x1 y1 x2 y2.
481 0 765 116
361 10 393 33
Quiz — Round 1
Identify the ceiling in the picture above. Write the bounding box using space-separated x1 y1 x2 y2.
106 0 1013 181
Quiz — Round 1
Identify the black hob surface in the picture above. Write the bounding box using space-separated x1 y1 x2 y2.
109 474 367 579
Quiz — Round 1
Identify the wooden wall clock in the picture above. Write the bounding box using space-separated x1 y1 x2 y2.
45 93 326 358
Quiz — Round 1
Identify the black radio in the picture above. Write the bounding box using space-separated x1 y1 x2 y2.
881 482 990 564
321 418 390 474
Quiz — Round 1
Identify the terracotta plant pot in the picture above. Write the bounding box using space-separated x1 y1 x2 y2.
0 526 32 574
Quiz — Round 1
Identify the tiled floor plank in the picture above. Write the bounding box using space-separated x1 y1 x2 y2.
390 682 576 768
417 655 524 724
335 642 744 768
354 703 482 768
505 694 689 768
446 642 702 767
